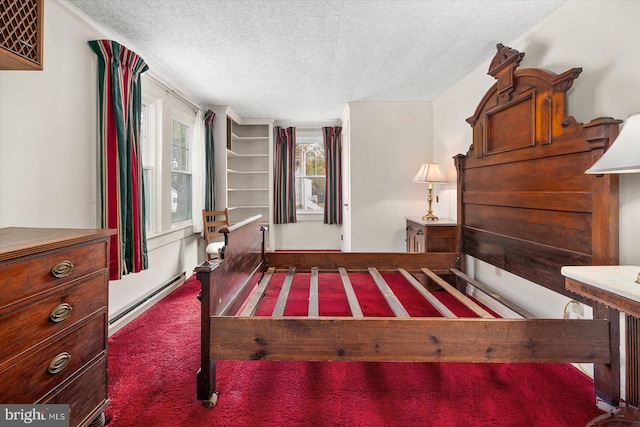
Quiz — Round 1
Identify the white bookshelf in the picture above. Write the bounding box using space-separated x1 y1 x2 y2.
226 119 271 228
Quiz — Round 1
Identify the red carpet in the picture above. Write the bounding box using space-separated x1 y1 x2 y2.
105 274 604 426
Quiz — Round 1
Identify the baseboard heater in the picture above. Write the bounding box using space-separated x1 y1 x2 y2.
109 272 186 326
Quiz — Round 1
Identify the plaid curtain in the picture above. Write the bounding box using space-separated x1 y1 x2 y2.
204 110 216 211
273 126 297 224
89 39 149 280
323 126 343 224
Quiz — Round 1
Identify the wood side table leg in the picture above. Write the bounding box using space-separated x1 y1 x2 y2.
588 316 640 426
623 315 640 421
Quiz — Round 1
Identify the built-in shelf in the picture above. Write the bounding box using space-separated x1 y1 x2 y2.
227 150 269 158
227 169 269 174
226 118 271 227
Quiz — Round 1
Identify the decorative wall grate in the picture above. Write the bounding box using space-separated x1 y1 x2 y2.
0 0 40 63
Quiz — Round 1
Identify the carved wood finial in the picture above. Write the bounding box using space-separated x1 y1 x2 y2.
488 44 524 78
488 43 525 102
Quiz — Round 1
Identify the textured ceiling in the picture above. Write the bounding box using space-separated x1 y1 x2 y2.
66 0 566 122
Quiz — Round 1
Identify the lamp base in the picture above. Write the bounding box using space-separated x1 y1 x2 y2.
421 185 439 222
422 212 438 221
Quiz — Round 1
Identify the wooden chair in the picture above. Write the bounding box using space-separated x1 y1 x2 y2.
202 208 230 261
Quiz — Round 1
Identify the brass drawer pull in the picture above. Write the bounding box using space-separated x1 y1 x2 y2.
51 261 74 278
49 303 73 323
48 352 71 374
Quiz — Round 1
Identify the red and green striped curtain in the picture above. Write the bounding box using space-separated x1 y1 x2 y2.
89 39 149 280
204 110 216 211
323 126 343 224
273 126 297 224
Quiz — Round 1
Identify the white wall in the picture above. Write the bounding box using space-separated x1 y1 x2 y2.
0 1 200 322
0 2 98 228
273 215 342 250
348 102 434 252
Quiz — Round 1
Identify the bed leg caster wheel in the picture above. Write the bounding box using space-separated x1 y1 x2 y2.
202 391 219 408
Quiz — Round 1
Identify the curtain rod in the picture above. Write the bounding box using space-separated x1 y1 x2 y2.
275 121 342 129
145 73 203 113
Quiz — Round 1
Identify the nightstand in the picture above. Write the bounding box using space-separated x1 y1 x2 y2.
562 265 640 425
405 217 456 253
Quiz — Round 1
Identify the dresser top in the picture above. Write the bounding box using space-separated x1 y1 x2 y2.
405 217 457 226
0 227 114 262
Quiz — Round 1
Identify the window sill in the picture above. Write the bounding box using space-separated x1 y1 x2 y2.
295 212 323 222
145 224 195 251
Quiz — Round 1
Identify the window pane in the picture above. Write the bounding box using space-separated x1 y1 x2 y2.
140 105 148 163
172 120 189 172
295 176 325 211
171 119 191 223
140 105 152 232
143 168 151 231
295 141 325 212
171 172 192 223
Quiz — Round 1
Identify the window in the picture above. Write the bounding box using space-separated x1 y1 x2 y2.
295 130 325 213
140 104 153 231
171 119 192 223
141 77 198 234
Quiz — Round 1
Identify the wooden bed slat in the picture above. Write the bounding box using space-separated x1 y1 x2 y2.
272 268 295 317
238 267 275 317
398 268 456 318
368 267 410 318
210 316 611 363
421 268 494 319
450 268 538 319
309 267 319 318
339 267 363 318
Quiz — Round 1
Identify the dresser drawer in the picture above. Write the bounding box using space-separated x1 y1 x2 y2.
0 239 108 307
0 314 106 402
0 272 107 366
427 226 455 239
427 238 455 252
41 355 108 427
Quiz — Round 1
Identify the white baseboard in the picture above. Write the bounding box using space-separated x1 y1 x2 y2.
108 274 187 337
466 284 523 319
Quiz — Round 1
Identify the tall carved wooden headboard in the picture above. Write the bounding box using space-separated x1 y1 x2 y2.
455 44 620 301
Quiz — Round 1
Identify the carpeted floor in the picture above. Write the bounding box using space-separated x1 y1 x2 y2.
105 274 604 426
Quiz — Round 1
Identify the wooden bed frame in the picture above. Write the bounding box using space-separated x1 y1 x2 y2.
195 44 622 413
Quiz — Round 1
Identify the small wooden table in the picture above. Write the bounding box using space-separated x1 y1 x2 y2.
405 218 456 253
562 265 640 426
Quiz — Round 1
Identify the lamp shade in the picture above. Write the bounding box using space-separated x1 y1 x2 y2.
586 113 640 174
413 162 448 183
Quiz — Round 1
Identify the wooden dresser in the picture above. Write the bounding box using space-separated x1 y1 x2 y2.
0 227 113 427
405 217 456 253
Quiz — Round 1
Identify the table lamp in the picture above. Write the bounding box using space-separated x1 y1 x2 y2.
586 113 640 284
413 162 448 221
